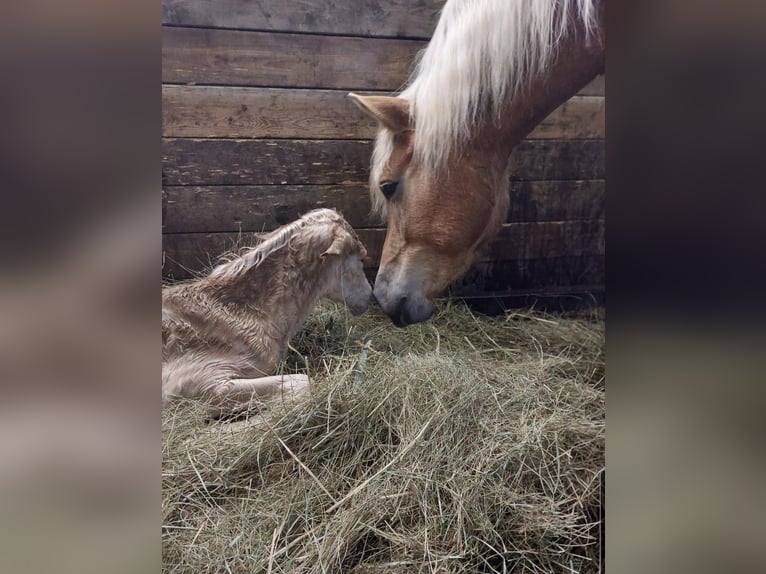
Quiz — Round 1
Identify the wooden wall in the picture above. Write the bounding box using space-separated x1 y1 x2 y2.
162 0 605 302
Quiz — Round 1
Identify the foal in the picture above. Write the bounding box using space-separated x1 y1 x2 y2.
162 209 372 417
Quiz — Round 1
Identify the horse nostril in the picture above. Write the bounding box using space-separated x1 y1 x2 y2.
393 296 410 327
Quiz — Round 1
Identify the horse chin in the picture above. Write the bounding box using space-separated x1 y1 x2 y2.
348 300 370 316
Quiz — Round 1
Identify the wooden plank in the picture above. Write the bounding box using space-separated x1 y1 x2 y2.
162 220 604 279
447 256 605 298
530 96 604 140
162 26 424 90
162 180 604 233
162 185 377 233
162 139 605 186
162 85 604 140
162 139 371 186
481 219 604 261
161 0 444 39
163 27 606 96
509 140 605 181
579 74 605 96
507 180 604 222
162 86 374 139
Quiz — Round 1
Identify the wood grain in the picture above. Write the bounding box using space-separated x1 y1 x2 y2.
507 180 604 222
162 220 604 278
162 185 377 233
162 180 604 233
162 26 424 91
162 85 604 140
447 256 605 298
162 27 605 95
579 74 605 96
162 139 605 186
162 0 444 39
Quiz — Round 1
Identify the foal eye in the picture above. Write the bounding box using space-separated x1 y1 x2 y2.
379 180 399 200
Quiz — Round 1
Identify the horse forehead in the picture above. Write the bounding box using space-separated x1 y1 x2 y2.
402 162 493 223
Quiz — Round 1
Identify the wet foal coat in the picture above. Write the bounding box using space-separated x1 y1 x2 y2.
162 209 372 416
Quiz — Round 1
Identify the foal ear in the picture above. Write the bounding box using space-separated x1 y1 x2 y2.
348 93 411 133
320 236 346 258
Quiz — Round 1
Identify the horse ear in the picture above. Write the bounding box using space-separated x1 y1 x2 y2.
348 93 411 133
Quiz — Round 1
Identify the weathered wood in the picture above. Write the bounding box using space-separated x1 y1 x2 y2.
162 86 377 139
162 220 604 279
508 140 606 181
530 96 604 140
162 85 604 140
162 180 604 233
162 185 377 233
162 139 605 186
162 26 605 96
447 256 605 298
162 139 371 186
481 219 604 261
162 0 444 39
579 74 605 96
162 26 424 91
507 180 604 222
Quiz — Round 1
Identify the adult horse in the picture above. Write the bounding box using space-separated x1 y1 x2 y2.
350 0 605 326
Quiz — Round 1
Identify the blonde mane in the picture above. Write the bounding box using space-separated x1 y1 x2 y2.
369 0 599 214
209 208 344 280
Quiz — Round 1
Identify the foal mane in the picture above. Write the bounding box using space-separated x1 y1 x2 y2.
372 0 599 197
209 208 345 280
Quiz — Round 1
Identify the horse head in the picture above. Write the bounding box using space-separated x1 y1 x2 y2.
349 94 508 327
349 1 604 327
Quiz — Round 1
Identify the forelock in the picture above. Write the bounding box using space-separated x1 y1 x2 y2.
369 128 394 221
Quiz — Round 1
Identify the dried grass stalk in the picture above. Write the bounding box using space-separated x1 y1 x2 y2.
163 302 604 573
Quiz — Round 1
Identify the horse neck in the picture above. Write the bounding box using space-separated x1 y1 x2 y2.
274 257 330 340
469 12 605 178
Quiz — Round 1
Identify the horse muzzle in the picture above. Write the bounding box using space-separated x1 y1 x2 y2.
373 284 434 327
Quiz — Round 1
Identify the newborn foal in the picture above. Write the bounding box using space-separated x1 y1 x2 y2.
162 209 372 417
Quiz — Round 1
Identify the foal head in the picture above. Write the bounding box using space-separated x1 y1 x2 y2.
312 212 373 316
349 94 508 326
210 209 372 316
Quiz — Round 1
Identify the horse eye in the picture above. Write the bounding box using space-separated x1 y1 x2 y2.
379 181 399 200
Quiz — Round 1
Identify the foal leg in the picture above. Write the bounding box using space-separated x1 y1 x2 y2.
207 374 310 418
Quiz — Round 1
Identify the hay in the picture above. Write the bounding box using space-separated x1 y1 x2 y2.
163 302 604 573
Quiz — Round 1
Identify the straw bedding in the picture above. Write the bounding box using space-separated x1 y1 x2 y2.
162 302 604 573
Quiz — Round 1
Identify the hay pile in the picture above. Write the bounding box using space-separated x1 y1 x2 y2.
163 302 604 573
